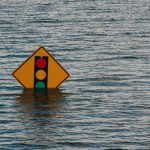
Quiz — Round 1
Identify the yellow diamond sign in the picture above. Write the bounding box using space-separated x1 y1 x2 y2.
12 47 69 89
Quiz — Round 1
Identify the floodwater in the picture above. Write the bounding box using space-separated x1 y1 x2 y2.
0 0 150 149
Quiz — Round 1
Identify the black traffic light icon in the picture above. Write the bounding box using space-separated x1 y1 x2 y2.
34 56 48 89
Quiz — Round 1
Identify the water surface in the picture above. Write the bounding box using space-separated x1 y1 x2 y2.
0 0 150 149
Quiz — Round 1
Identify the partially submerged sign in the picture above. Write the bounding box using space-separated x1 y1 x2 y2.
12 46 69 89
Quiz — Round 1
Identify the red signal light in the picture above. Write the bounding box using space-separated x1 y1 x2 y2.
36 57 47 68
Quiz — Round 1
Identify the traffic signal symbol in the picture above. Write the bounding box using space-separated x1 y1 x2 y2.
12 47 69 88
34 56 48 89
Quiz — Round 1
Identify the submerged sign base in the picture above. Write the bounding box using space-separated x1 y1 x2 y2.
12 46 69 89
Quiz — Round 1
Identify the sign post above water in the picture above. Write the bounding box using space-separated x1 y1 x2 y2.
12 46 69 89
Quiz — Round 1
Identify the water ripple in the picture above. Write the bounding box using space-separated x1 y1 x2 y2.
0 0 150 149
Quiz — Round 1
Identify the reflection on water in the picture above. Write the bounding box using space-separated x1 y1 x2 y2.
16 89 67 118
9 89 69 148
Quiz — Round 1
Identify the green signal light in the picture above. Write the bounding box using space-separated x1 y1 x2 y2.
35 81 46 88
